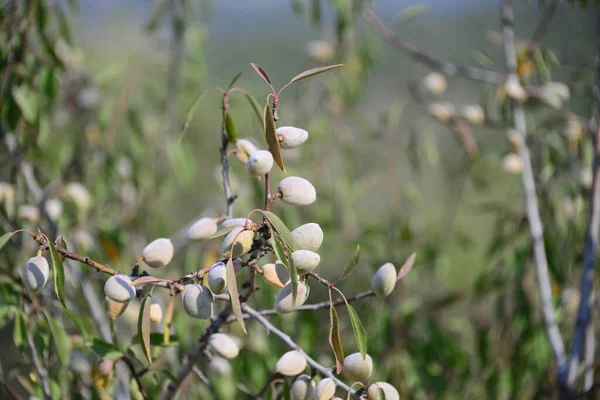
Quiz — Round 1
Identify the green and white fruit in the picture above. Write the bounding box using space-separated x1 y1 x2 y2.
150 298 163 324
461 104 485 126
236 139 259 163
305 40 335 62
276 126 309 149
275 282 310 314
207 262 227 294
423 72 447 95
181 284 214 319
219 218 251 230
427 102 455 123
44 199 63 221
505 75 527 101
104 274 136 303
208 356 232 376
142 238 174 268
291 223 323 251
315 378 336 400
208 333 240 360
343 353 373 382
262 261 290 289
371 262 397 297
278 177 316 206
18 205 40 223
246 150 274 177
22 256 50 292
65 182 92 212
186 217 218 241
105 296 129 319
221 226 254 258
367 382 400 400
292 250 320 273
503 153 523 174
276 350 307 376
291 374 313 400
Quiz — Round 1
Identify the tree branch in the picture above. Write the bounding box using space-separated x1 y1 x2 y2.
500 0 565 369
362 7 504 84
24 306 51 399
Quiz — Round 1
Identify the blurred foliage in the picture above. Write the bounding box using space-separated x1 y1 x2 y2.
0 0 598 399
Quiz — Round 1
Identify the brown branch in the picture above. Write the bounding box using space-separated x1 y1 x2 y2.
362 7 504 84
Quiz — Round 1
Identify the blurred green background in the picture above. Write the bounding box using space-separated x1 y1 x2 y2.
0 0 597 399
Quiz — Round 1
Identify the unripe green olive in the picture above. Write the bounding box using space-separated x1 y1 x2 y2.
219 218 252 230
22 256 50 293
278 177 316 206
276 126 309 149
367 382 400 400
262 261 290 289
104 274 136 303
142 238 174 268
150 298 163 324
104 296 129 319
275 281 310 314
276 350 307 376
181 284 214 319
207 262 227 294
290 374 313 400
315 377 336 400
371 262 397 297
292 250 320 273
246 150 274 177
221 226 254 258
291 223 323 251
208 333 240 360
343 353 373 382
186 217 218 241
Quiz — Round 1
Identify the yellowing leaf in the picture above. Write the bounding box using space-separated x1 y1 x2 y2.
138 293 152 363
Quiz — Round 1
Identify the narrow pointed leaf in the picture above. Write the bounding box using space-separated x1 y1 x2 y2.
208 225 237 239
225 112 238 143
0 231 15 252
47 238 66 307
138 292 152 363
178 89 207 143
273 234 298 303
163 297 175 345
397 253 416 281
13 310 26 349
227 258 246 333
250 63 275 92
243 92 264 125
89 338 124 360
130 276 172 287
228 72 242 90
44 312 71 365
264 103 285 172
56 236 67 262
289 64 343 84
346 303 367 359
329 302 345 373
338 244 360 281
263 211 296 251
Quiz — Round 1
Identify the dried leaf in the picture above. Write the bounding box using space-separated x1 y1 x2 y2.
264 103 285 172
338 244 360 281
47 238 66 307
163 297 175 345
250 63 275 92
397 253 416 281
130 276 172 287
329 302 345 373
138 293 152 363
227 258 246 333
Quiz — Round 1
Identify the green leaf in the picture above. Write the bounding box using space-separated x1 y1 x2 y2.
133 333 179 347
178 89 208 143
13 310 26 349
250 63 275 92
56 236 68 262
227 258 246 333
208 225 237 239
288 64 344 85
338 244 360 281
12 85 38 124
47 238 66 307
44 312 71 365
228 72 242 90
243 92 263 126
533 49 551 82
263 211 296 251
395 4 431 23
273 234 298 303
329 303 345 373
0 231 16 252
89 338 124 360
138 293 152 363
264 103 285 172
346 303 367 359
225 112 238 143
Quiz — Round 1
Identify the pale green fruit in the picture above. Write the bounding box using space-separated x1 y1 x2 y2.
218 218 252 230
181 284 214 319
502 154 523 174
221 226 254 258
505 75 527 101
315 378 336 400
343 353 373 382
208 356 232 376
423 72 447 95
546 81 570 101
150 298 163 324
209 333 240 360
44 198 63 221
305 40 335 62
371 263 397 297
278 177 316 206
142 238 174 268
291 223 323 251
276 350 307 376
186 217 218 241
65 182 92 212
22 256 49 292
262 261 290 289
236 139 259 163
246 150 274 177
275 281 310 314
461 104 485 125
367 382 400 400
276 126 309 149
427 102 455 122
104 274 136 303
292 250 320 273
207 262 227 294
104 296 129 319
290 374 313 400
18 205 40 223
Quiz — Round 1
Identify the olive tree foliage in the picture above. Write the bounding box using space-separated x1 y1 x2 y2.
0 0 598 399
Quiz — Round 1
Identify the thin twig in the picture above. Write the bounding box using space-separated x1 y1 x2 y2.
501 0 565 369
242 304 358 398
0 379 19 400
584 291 595 390
362 7 504 84
122 355 149 400
24 308 51 399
